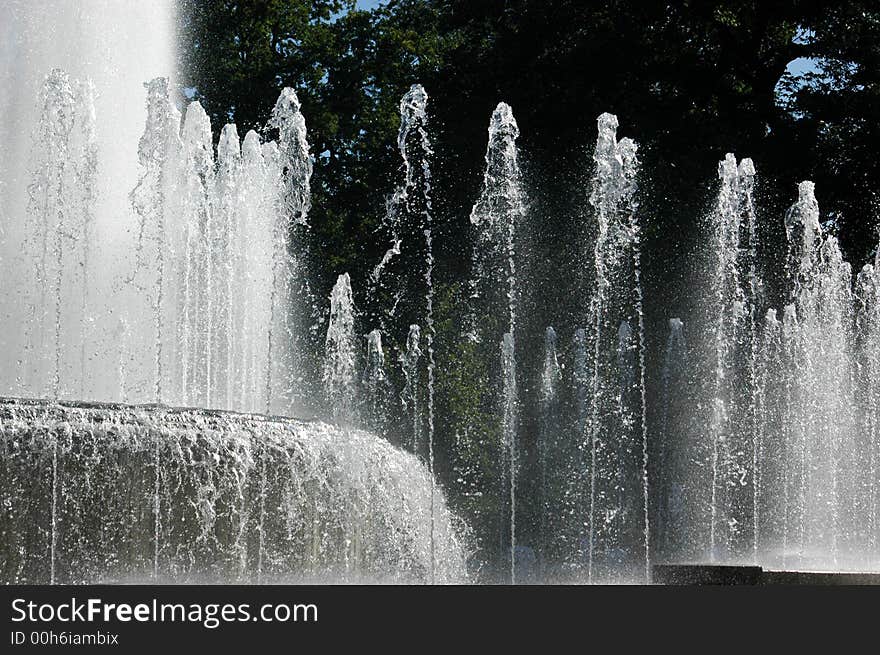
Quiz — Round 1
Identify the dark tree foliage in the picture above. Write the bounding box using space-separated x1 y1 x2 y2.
180 0 879 313
180 0 879 578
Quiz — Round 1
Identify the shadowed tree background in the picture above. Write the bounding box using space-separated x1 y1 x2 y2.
179 0 880 579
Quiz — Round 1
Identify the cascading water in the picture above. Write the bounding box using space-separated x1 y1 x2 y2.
0 398 466 584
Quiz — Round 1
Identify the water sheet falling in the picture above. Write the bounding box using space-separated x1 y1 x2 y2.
0 398 467 584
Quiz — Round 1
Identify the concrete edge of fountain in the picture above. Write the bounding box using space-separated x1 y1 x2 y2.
653 564 880 585
0 395 327 427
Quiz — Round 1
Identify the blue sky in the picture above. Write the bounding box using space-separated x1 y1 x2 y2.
787 57 820 77
331 0 387 22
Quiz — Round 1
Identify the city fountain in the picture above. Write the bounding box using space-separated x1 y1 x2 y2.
2 2 879 586
0 3 466 585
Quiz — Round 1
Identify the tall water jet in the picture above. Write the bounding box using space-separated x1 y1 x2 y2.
236 130 278 412
70 79 98 398
855 261 880 555
179 100 215 408
266 87 313 415
22 69 74 400
362 329 391 437
369 86 438 579
538 326 561 574
0 1 177 403
776 183 822 566
269 88 313 225
500 331 518 583
755 309 786 563
572 328 590 451
216 122 242 409
14 71 97 402
657 318 700 559
584 113 649 582
569 327 591 568
129 76 181 404
470 103 523 342
324 273 358 426
401 325 423 455
370 85 433 339
705 154 760 563
129 84 187 406
782 182 855 566
470 102 526 582
780 303 806 565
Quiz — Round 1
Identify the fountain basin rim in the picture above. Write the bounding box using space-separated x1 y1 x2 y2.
652 564 880 585
0 395 324 426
